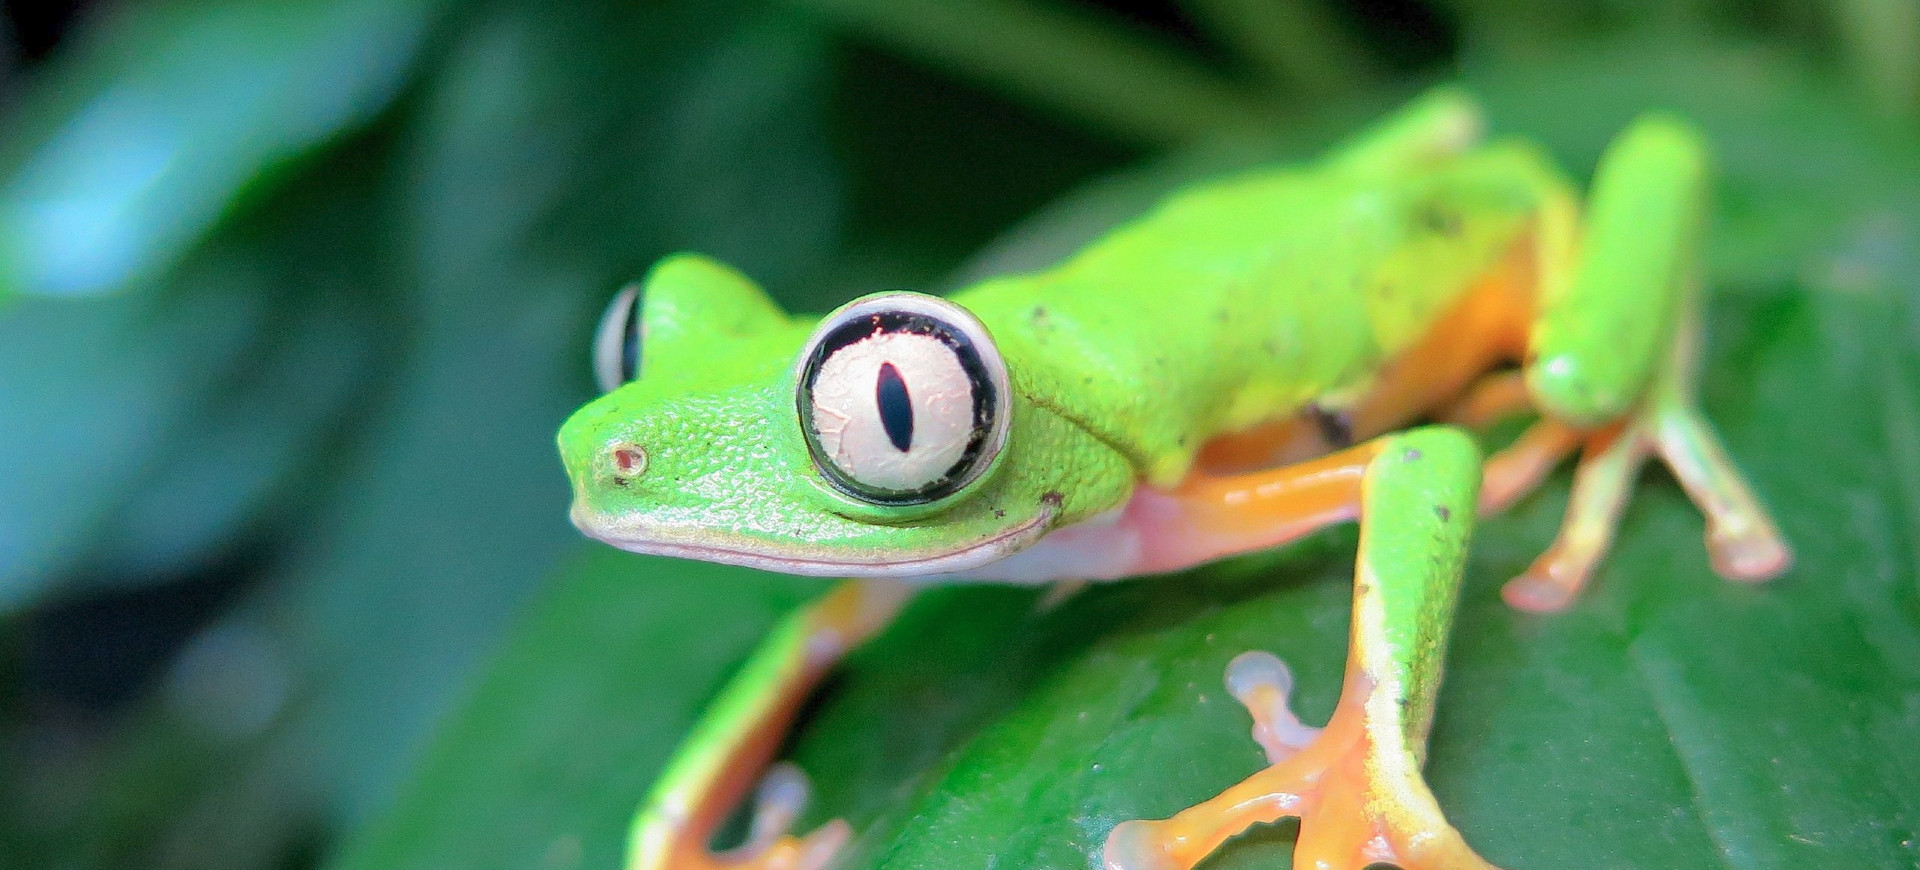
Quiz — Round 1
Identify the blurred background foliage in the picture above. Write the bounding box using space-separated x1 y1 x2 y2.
0 0 1917 868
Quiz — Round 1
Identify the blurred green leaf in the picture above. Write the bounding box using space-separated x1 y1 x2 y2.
785 0 1280 147
329 551 819 870
0 124 397 609
256 0 848 830
1178 0 1380 99
1829 0 1920 121
0 83 407 870
0 0 440 299
337 40 1920 870
0 278 265 607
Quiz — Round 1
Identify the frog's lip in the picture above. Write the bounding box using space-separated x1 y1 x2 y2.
570 499 1058 578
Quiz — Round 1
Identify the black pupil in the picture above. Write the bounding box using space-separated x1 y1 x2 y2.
875 361 913 452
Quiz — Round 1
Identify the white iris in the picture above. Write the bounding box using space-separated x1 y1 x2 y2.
809 332 975 493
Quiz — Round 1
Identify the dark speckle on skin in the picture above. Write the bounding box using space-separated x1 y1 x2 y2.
1434 504 1451 522
1419 203 1464 237
612 477 630 487
1403 448 1423 462
1041 491 1065 507
1031 306 1048 323
994 509 1006 519
1215 309 1231 323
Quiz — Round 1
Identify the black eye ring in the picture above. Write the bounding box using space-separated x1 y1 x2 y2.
592 283 644 393
795 292 1011 506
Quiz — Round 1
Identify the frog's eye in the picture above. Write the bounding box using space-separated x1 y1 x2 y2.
592 283 644 393
797 292 1010 506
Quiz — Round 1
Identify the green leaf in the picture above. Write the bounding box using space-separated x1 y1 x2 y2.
0 0 440 299
331 551 821 870
259 0 848 828
783 0 1279 147
0 276 266 606
0 124 396 609
337 41 1920 870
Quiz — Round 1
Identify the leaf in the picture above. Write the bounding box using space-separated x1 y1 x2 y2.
330 551 821 870
337 38 1920 870
785 0 1278 147
258 0 848 829
0 0 440 299
0 123 396 609
0 275 265 606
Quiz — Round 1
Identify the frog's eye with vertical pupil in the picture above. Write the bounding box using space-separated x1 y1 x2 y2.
797 293 1011 506
592 283 644 393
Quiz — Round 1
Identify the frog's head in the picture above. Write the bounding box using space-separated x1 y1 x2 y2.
557 254 1132 577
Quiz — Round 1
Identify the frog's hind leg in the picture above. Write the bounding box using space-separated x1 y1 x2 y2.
626 579 910 870
1103 428 1500 870
1510 115 1792 611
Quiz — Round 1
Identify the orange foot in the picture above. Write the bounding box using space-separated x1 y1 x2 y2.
1103 653 1500 870
645 763 847 870
1482 403 1790 614
1464 319 1793 613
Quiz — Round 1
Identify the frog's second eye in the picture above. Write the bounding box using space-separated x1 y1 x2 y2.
592 283 644 393
797 293 1010 506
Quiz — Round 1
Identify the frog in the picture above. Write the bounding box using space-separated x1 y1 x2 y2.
556 88 1792 870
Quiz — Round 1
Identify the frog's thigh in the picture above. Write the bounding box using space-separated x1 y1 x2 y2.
1105 428 1501 870
1527 114 1705 425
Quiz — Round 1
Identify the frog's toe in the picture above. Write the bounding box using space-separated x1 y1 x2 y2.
1706 521 1793 581
1499 569 1580 613
646 762 848 870
1488 387 1792 611
1103 656 1499 870
1648 397 1793 585
1224 651 1321 763
1102 821 1184 870
716 763 847 869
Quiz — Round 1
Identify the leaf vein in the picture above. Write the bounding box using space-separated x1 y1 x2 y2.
1628 640 1742 870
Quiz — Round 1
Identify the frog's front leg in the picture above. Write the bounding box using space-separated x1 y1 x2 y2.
1104 427 1495 870
628 578 911 870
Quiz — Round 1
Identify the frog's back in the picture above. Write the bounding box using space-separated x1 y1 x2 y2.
960 147 1547 484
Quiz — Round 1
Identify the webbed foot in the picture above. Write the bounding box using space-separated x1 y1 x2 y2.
1103 653 1500 870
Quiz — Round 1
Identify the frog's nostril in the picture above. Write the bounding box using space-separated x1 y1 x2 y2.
610 443 648 478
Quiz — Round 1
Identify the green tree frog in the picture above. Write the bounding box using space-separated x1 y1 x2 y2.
557 89 1791 870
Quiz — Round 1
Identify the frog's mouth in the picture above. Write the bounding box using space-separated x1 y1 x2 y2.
570 498 1058 578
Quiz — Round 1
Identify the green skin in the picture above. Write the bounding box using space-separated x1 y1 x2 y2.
557 89 1724 869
